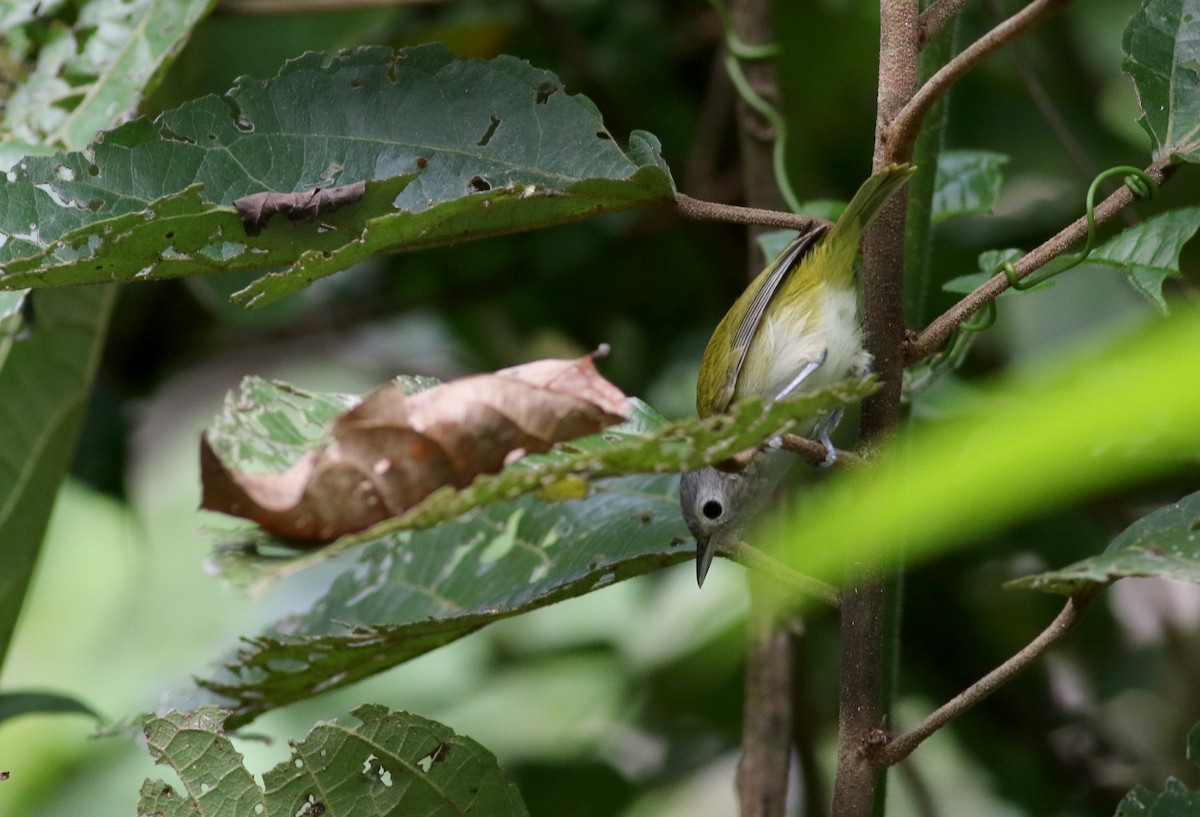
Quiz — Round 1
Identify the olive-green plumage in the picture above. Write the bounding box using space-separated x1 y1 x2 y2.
683 163 915 587
694 163 916 419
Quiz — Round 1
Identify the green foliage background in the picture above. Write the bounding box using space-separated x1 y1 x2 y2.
1 0 1199 816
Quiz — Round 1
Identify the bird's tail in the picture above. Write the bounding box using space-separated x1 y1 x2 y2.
820 163 916 286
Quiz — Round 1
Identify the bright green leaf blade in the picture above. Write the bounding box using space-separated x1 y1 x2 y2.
139 706 529 817
1006 489 1200 595
0 689 100 724
0 44 675 305
203 378 875 590
931 150 1008 225
755 312 1200 589
0 286 116 671
0 0 215 155
1122 0 1200 162
199 471 689 727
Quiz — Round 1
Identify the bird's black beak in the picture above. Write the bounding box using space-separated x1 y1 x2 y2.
695 535 717 587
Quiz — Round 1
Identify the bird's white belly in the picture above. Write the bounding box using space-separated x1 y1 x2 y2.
757 284 869 401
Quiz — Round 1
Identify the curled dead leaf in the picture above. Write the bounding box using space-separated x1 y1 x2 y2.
235 180 367 236
200 352 630 542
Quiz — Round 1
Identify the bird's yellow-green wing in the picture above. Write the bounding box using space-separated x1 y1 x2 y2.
695 226 827 416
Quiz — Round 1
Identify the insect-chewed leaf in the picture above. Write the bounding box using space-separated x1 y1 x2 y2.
200 353 631 541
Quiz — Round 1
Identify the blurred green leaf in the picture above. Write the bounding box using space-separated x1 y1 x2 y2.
0 44 675 306
756 312 1200 585
0 286 116 674
932 150 1008 225
0 690 100 724
0 0 215 159
1007 489 1200 595
204 378 875 589
943 248 1026 295
139 705 528 816
1122 0 1200 162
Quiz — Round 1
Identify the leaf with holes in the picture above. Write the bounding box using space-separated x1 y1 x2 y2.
1122 0 1200 162
1007 489 1200 596
200 353 631 542
202 376 875 590
0 44 675 306
0 0 212 163
138 705 528 817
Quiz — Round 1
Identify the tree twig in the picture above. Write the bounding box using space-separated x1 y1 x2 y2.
869 590 1099 767
738 582 798 817
675 192 830 233
888 0 1074 158
904 158 1175 365
722 541 842 607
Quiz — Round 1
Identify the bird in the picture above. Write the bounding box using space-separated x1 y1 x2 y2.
680 163 915 586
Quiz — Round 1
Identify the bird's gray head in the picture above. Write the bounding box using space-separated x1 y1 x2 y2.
680 453 792 587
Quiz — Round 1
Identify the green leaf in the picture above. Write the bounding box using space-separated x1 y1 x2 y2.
0 689 100 724
753 311 1200 589
1115 780 1200 816
0 0 214 161
0 286 116 673
203 377 876 589
931 150 1008 225
1122 0 1200 162
139 705 528 817
942 248 1026 295
200 472 688 727
1085 207 1200 313
0 44 676 306
1007 489 1200 595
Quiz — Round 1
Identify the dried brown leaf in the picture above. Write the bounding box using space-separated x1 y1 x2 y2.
234 180 368 236
200 353 631 542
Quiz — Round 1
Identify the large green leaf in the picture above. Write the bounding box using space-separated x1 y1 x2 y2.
0 44 676 306
1007 489 1200 595
204 377 875 589
0 0 215 161
200 471 688 728
1122 0 1200 162
139 705 528 817
0 286 116 673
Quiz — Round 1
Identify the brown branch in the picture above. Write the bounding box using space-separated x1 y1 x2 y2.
888 0 1074 158
675 192 830 233
723 541 842 607
830 0 920 814
738 584 798 817
904 159 1175 365
918 0 972 47
870 590 1098 767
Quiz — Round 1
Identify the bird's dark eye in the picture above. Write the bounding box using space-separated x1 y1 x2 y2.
702 500 723 520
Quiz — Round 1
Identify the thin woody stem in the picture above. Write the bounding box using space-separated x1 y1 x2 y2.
675 192 829 233
870 590 1099 767
905 159 1175 365
888 0 1074 157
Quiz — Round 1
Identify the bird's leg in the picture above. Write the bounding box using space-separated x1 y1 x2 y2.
811 407 845 467
774 348 829 401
